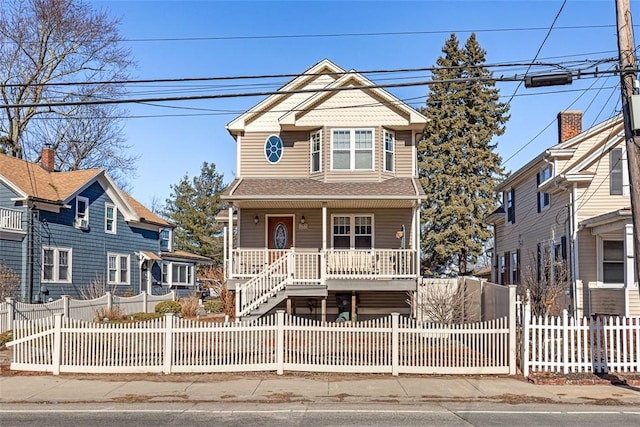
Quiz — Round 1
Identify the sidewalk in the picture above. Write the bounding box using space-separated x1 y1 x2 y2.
2 372 640 405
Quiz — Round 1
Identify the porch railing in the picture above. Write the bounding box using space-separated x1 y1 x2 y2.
231 248 416 281
0 207 24 231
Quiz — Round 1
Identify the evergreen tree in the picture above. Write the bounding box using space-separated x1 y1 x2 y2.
418 33 509 275
163 162 227 264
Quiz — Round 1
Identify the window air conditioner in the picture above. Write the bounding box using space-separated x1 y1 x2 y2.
76 218 89 229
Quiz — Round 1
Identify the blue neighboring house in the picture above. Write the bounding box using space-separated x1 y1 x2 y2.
0 149 211 302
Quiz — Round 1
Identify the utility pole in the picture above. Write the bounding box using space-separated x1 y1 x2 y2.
616 0 640 293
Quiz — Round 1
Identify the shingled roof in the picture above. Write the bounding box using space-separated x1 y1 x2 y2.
0 153 169 226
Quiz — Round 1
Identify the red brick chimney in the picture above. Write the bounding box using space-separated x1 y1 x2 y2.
557 110 582 143
41 145 55 172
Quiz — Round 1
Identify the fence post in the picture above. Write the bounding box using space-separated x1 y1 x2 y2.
52 313 63 375
276 310 285 375
562 309 569 374
508 285 516 375
391 313 399 376
106 291 113 310
143 291 148 313
5 298 14 331
522 302 531 376
163 313 174 374
62 295 70 318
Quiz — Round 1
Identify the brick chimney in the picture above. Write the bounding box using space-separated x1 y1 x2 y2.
41 145 55 172
557 110 582 143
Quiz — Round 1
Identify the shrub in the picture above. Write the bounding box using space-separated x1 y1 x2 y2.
128 312 162 322
204 300 224 313
154 300 181 314
179 296 201 317
94 305 123 322
0 330 13 347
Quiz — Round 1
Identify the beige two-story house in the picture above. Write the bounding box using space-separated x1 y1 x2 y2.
219 59 427 321
486 111 638 317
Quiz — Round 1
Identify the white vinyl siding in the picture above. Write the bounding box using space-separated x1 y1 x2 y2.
331 129 374 171
107 253 130 285
42 247 72 283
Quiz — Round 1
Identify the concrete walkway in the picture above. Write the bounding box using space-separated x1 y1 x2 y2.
2 373 640 406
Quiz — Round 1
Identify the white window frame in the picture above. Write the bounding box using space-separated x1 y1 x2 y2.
330 128 374 171
609 147 629 196
105 203 117 234
537 165 551 211
330 214 374 249
161 262 169 284
596 236 625 288
505 189 515 225
310 130 322 173
107 253 130 285
384 129 395 173
160 229 172 252
75 196 89 228
510 250 519 284
171 262 193 286
42 246 72 283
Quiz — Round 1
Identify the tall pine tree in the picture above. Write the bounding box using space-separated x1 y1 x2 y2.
163 162 227 264
418 33 509 275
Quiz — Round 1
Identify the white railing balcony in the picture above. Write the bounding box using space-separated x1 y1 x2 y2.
0 207 24 232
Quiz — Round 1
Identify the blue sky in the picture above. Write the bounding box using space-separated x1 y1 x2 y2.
92 0 633 207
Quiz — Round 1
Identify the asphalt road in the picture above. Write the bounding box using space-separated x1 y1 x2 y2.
1 402 639 426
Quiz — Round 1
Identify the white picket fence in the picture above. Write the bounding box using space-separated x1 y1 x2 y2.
522 304 640 374
8 311 516 376
0 291 175 333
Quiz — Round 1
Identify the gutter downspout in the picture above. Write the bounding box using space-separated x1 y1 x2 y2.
570 183 580 318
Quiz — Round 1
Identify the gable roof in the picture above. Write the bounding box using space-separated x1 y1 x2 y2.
0 153 170 227
226 58 427 135
496 114 623 192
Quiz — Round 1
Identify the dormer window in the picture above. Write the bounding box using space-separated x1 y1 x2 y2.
75 196 89 229
160 229 172 251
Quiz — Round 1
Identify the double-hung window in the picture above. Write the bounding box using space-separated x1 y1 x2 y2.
310 130 322 173
107 253 130 285
42 247 72 283
172 263 193 286
506 189 515 224
160 229 172 252
610 148 624 195
384 129 395 172
332 215 373 249
331 129 373 171
105 203 116 234
537 165 551 212
602 240 624 284
161 263 169 284
75 196 89 228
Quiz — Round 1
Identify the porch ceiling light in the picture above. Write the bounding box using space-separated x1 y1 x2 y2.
254 215 259 224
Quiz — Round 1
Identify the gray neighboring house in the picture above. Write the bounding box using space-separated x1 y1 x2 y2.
0 149 210 302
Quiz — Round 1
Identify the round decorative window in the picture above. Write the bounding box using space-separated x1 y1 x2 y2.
273 222 288 249
265 135 283 164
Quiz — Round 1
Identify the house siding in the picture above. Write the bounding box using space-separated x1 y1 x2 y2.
0 181 28 300
588 288 624 316
32 181 159 300
629 289 640 316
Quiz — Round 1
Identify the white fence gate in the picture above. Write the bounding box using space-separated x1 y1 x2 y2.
8 310 516 376
522 303 640 374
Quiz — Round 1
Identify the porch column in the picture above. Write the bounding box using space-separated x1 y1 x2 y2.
322 203 327 284
322 203 327 251
625 224 636 316
228 206 234 277
321 297 326 322
414 200 421 275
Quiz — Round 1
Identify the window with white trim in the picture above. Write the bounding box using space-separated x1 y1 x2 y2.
107 253 130 285
332 215 373 249
310 130 322 173
331 129 373 171
537 165 551 212
172 263 193 286
75 196 89 228
160 229 172 252
105 203 116 234
610 148 624 195
161 263 169 284
602 240 624 284
42 247 72 283
511 250 519 284
384 129 395 172
505 188 515 224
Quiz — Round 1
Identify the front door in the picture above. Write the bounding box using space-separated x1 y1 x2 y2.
267 216 294 250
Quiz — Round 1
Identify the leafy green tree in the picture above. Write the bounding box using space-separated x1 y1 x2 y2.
418 33 509 275
163 162 227 264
